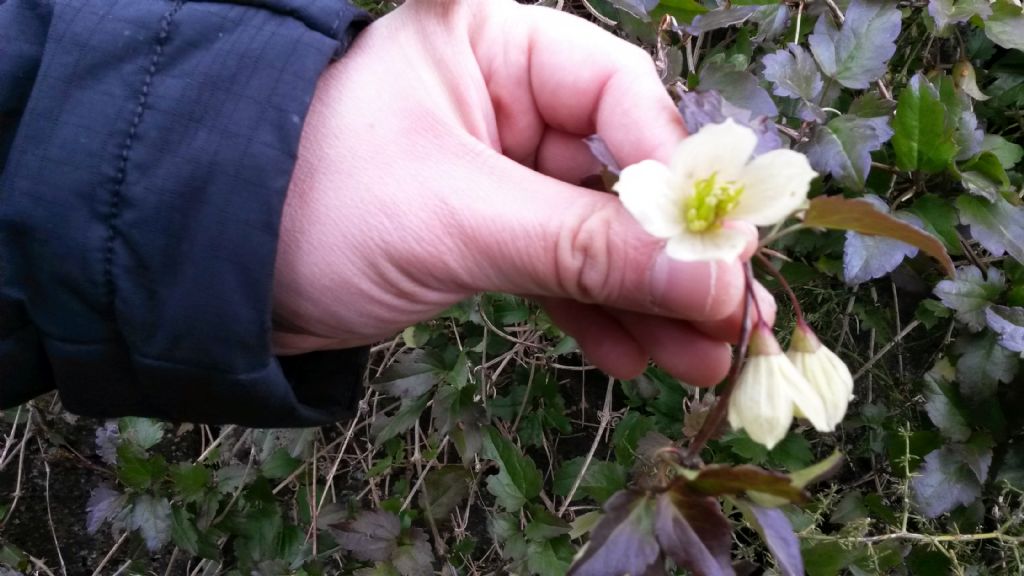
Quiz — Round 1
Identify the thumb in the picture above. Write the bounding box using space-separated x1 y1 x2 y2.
458 153 754 322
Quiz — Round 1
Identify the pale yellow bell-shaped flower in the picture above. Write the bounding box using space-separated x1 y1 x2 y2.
614 119 817 262
786 323 854 431
728 324 831 449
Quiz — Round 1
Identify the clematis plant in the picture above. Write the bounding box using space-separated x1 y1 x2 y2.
570 118 954 576
614 119 816 262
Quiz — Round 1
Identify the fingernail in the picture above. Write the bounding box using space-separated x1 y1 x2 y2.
651 251 739 320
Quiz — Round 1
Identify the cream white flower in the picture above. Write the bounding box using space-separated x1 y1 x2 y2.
787 323 854 430
614 119 817 262
728 324 831 449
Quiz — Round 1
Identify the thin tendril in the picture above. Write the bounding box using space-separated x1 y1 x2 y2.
754 251 806 327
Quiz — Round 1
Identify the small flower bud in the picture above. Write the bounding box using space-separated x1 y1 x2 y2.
786 323 854 430
728 324 831 449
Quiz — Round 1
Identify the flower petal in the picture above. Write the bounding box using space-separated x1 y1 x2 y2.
731 149 817 226
788 349 852 430
781 356 833 432
664 227 748 262
670 119 757 189
614 159 683 238
729 354 794 450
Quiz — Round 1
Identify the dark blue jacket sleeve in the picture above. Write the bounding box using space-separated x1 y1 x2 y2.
0 0 371 426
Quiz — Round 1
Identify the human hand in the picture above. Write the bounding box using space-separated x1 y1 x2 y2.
272 0 775 385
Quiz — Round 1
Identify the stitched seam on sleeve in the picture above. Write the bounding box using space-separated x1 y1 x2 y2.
103 0 186 309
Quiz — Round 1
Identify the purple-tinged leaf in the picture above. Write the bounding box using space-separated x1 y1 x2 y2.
679 6 758 34
934 266 1005 331
912 443 991 518
953 331 1019 399
392 527 434 576
677 90 782 156
738 504 803 576
699 64 777 118
789 451 845 489
129 494 172 552
762 44 824 102
842 197 922 286
568 491 662 576
929 0 991 35
956 195 1024 264
94 422 119 465
584 135 621 175
86 484 126 534
922 358 971 442
802 115 893 191
751 5 790 43
330 510 401 562
986 305 1024 354
808 0 901 89
654 484 734 576
608 0 659 20
687 465 808 504
804 196 955 277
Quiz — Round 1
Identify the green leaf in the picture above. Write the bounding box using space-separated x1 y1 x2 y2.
802 115 893 191
892 73 958 172
527 538 574 576
611 412 656 467
804 195 955 277
906 194 963 255
129 494 172 552
420 466 472 522
373 350 439 399
789 452 845 489
372 392 431 447
980 133 1023 169
171 463 210 503
170 507 200 556
524 508 572 542
986 1 1024 51
116 445 166 491
960 152 1011 201
955 331 1020 399
119 417 164 450
911 442 992 518
260 447 302 480
808 0 901 89
995 442 1024 490
956 195 1024 263
392 529 434 576
922 358 971 441
483 427 542 512
934 265 1004 331
553 458 627 504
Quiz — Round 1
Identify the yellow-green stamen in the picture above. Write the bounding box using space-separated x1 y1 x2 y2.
683 173 743 232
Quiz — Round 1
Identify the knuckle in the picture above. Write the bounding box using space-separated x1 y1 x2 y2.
556 202 628 304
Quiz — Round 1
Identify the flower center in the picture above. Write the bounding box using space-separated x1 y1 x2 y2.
683 173 743 232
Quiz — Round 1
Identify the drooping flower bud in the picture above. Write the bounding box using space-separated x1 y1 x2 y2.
786 323 854 431
728 324 831 449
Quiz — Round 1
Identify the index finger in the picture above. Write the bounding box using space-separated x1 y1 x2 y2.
472 2 686 167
